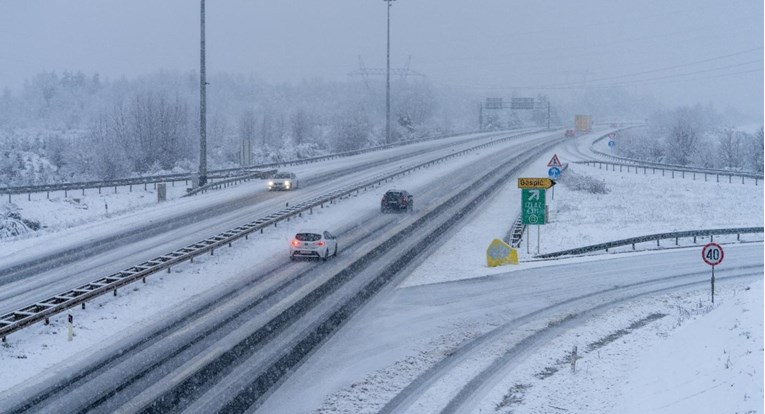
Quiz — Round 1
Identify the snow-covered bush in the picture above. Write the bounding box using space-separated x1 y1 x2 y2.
0 204 41 239
561 170 609 194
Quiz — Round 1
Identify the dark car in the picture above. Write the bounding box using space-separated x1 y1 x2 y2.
381 189 413 213
565 129 576 137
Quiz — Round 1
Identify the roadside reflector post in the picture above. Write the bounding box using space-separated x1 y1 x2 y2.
82 303 86 310
67 314 74 342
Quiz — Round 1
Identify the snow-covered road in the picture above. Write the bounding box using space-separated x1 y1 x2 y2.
0 128 761 413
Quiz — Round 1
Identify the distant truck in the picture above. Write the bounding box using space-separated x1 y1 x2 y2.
574 115 592 133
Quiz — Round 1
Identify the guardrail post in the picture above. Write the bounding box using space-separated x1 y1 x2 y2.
728 175 731 183
82 188 85 196
704 173 707 182
682 171 684 179
675 237 678 245
47 191 50 199
632 243 635 250
656 239 660 246
82 303 85 310
129 184 132 192
98 187 101 194
662 169 665 177
64 189 67 197
7 193 11 203
28 192 31 201
144 183 147 191
716 174 719 183
693 236 697 243
737 233 740 241
671 170 674 179
711 234 714 242
114 186 117 193
113 288 117 296
741 176 744 184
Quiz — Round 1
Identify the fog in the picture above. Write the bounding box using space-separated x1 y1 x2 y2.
1 0 762 119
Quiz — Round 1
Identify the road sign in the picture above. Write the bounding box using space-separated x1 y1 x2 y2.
511 97 534 110
518 177 556 189
486 239 518 267
522 189 546 224
547 154 562 167
485 97 503 109
548 167 561 179
608 132 616 138
702 242 724 266
608 140 616 147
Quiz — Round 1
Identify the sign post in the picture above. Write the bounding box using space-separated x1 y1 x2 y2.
548 167 560 200
701 242 724 303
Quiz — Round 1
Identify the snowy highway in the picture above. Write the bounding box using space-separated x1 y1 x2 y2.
0 128 761 414
0 129 540 315
1 129 563 411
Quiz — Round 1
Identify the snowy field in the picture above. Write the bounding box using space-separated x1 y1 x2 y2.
0 135 762 413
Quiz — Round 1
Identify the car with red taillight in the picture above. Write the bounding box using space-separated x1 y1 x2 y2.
289 230 338 261
381 189 413 213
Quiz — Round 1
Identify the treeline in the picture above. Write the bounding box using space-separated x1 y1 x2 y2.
0 70 475 185
614 105 763 173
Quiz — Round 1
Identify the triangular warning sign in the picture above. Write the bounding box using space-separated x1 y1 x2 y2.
547 154 562 167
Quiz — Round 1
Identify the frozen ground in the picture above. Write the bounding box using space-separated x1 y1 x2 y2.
0 132 762 413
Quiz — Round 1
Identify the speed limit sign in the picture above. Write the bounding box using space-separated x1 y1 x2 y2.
702 242 724 266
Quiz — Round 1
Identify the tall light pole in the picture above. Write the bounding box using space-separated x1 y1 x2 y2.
198 0 208 187
384 0 395 145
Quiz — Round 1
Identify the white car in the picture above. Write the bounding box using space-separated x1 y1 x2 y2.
290 230 338 261
268 172 299 191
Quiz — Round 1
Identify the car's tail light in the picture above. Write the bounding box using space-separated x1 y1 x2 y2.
291 239 300 247
316 241 325 246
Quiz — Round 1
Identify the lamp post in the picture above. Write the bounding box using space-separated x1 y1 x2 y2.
198 0 208 187
384 0 395 145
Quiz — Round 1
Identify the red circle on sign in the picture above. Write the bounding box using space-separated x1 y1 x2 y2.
701 242 724 266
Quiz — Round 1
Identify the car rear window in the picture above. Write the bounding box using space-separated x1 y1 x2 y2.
296 233 321 241
384 192 401 199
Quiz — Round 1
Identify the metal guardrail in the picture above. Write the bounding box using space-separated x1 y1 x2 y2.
574 160 761 185
0 129 542 342
1 129 518 202
591 128 764 180
183 170 277 197
535 227 764 259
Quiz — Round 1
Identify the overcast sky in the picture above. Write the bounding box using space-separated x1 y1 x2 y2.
1 0 762 119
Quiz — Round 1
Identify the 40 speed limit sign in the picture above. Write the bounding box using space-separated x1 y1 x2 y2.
701 242 724 303
702 242 724 266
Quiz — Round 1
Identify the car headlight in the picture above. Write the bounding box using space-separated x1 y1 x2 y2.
268 181 274 186
285 181 291 187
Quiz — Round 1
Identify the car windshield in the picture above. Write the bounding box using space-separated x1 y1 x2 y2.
295 233 321 241
274 173 292 179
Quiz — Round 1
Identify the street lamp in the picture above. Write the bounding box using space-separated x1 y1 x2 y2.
384 0 395 145
198 0 208 187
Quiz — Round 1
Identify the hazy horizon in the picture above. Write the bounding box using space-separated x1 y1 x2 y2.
1 0 762 119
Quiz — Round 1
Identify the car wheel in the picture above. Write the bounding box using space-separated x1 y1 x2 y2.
290 254 295 261
322 249 328 261
333 245 338 257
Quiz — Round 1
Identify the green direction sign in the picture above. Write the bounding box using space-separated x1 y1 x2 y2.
522 189 546 225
